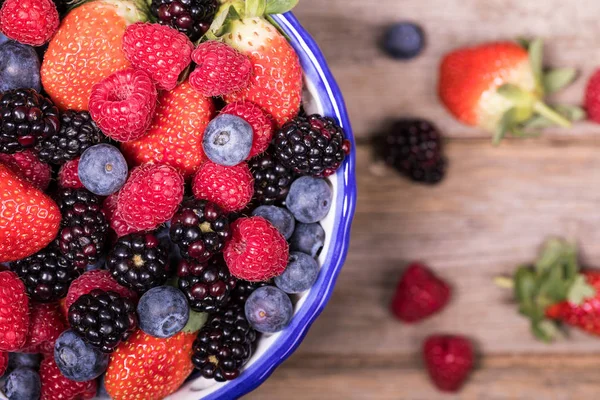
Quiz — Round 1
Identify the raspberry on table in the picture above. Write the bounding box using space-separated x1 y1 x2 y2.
0 149 51 190
249 151 294 206
192 161 254 213
0 0 59 46
222 101 274 158
102 193 138 238
0 271 29 351
39 356 97 400
58 158 84 189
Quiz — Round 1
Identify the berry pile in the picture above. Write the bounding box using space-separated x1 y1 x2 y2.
0 0 350 397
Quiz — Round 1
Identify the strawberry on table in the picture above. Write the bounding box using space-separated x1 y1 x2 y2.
423 335 474 392
0 271 29 351
0 0 59 46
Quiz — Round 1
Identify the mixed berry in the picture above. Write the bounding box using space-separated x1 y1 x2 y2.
0 0 350 397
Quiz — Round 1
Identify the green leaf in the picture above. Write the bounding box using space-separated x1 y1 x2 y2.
182 310 209 334
514 267 538 317
516 37 531 50
567 275 597 305
497 84 533 106
543 68 578 94
535 239 574 274
206 2 241 38
493 107 518 145
528 38 544 88
265 0 298 14
531 319 560 342
245 0 267 18
554 104 587 122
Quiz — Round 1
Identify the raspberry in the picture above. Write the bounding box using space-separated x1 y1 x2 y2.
0 0 59 46
88 68 157 142
0 149 51 190
20 303 66 355
40 356 97 400
57 158 84 189
190 41 252 97
585 69 600 123
123 23 193 91
192 161 254 213
222 101 274 158
102 193 138 237
224 217 289 282
0 352 6 377
0 271 29 351
117 163 184 231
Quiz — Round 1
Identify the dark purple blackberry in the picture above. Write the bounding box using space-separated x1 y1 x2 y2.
249 151 294 206
150 0 218 41
55 188 109 269
170 199 230 262
273 114 351 178
69 289 137 353
230 280 271 306
0 88 60 154
107 232 170 293
38 110 105 165
177 257 237 314
376 119 446 184
10 246 80 302
192 304 257 382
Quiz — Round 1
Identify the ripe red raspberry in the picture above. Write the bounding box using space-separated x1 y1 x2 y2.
224 217 289 281
57 158 84 189
0 271 29 351
89 68 157 142
20 303 66 355
0 351 7 377
192 161 254 213
117 163 184 230
40 356 97 400
222 101 274 158
0 0 59 46
423 335 474 392
103 193 138 237
0 150 52 190
123 23 193 91
190 41 252 97
585 69 600 123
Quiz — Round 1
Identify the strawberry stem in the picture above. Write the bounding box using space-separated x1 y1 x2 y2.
533 102 571 128
494 276 515 289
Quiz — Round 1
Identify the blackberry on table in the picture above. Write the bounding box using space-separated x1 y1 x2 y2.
230 280 271 306
170 199 230 262
273 114 350 178
38 110 105 165
107 232 170 293
150 0 218 41
249 151 294 206
69 289 137 353
0 88 59 154
177 256 237 314
192 304 257 382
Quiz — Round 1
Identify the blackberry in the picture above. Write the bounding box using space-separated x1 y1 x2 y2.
38 110 105 165
107 232 170 293
177 256 237 314
10 247 80 302
68 289 137 353
192 304 257 381
150 0 218 42
0 88 60 154
230 280 271 306
249 151 294 206
376 119 446 184
55 188 109 269
273 114 350 178
170 199 230 262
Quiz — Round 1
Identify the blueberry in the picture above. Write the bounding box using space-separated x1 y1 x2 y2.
275 252 320 294
78 144 128 196
289 223 325 258
286 177 333 223
8 353 40 372
252 205 295 240
382 22 425 60
156 223 182 266
0 41 41 93
203 114 253 166
96 374 110 399
0 32 8 45
54 330 109 382
86 256 106 271
3 368 41 400
245 286 293 334
137 286 190 338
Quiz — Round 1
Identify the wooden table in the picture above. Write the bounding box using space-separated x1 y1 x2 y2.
248 1 600 398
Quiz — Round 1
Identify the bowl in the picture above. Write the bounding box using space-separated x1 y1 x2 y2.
169 11 357 400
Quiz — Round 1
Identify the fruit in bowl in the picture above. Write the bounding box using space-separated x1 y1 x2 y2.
0 0 356 399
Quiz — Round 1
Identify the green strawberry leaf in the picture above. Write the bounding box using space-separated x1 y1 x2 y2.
528 38 544 90
567 275 596 305
554 104 587 122
543 68 578 94
514 267 538 318
516 37 531 50
531 319 560 342
245 0 267 18
493 107 518 145
182 310 209 334
206 2 242 39
265 0 299 14
535 238 574 274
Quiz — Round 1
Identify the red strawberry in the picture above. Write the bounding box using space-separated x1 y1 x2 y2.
224 216 288 282
222 101 274 158
57 158 84 189
189 41 252 97
40 356 97 400
390 262 451 323
585 69 600 123
89 67 157 142
123 22 193 91
0 351 7 377
0 0 59 46
423 335 474 392
0 271 29 351
102 193 138 237
0 150 52 190
121 82 214 178
0 164 61 263
192 161 254 213
21 303 66 355
105 329 196 400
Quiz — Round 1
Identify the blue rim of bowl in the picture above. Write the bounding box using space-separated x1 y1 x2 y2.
197 11 357 400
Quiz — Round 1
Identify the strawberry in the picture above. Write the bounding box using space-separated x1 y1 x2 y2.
0 163 61 263
120 82 214 178
58 158 84 189
222 101 274 158
0 0 59 46
390 262 451 323
439 39 581 143
192 161 254 213
21 303 66 355
41 0 150 111
0 149 52 190
423 335 474 392
0 351 7 377
40 356 97 400
0 271 29 351
584 69 600 123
